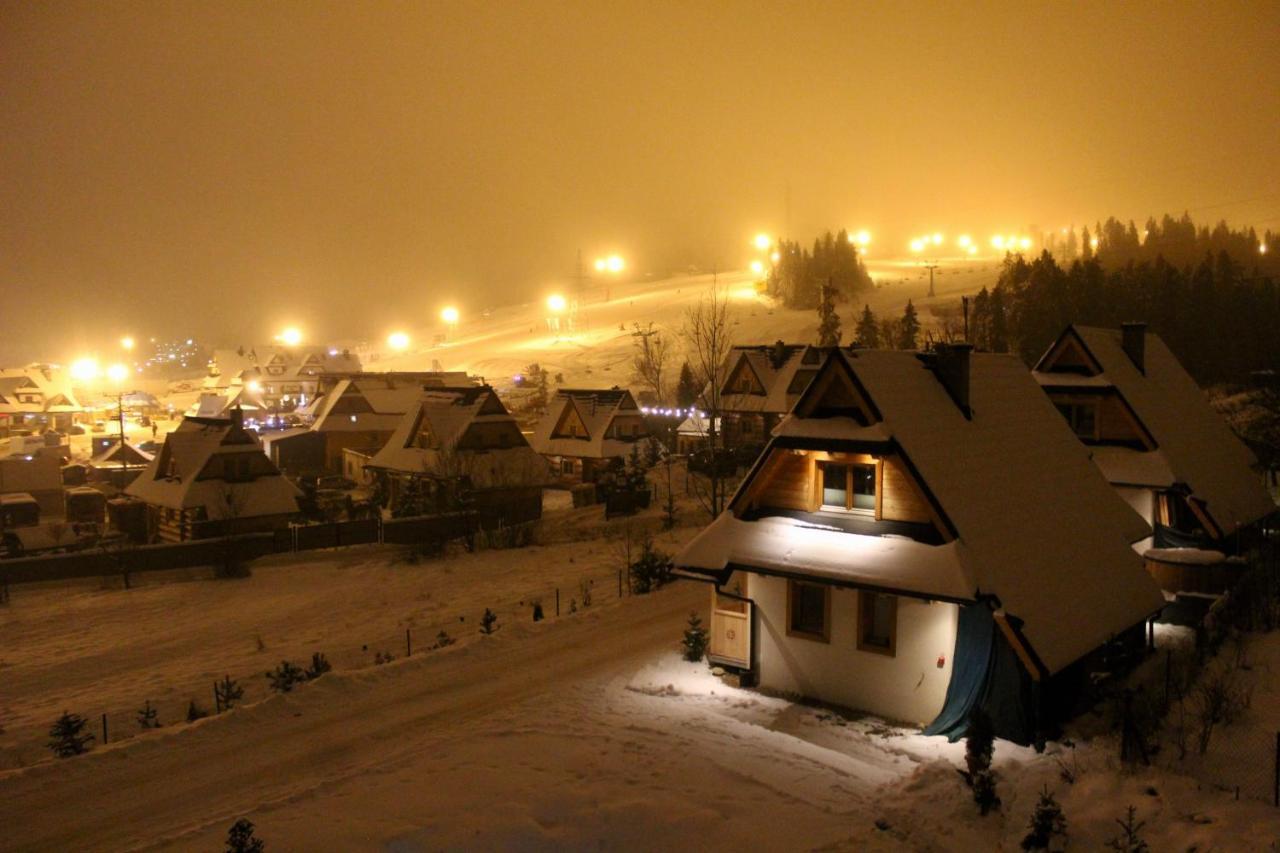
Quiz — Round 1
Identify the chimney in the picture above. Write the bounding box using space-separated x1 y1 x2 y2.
230 405 244 429
922 343 973 418
1121 322 1147 374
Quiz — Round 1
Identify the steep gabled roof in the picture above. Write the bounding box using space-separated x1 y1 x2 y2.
125 414 300 518
367 386 547 488
1036 325 1275 533
716 344 825 415
308 378 426 433
529 388 647 460
89 440 154 469
679 348 1162 676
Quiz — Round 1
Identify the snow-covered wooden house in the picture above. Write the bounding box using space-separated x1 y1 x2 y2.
1033 324 1276 591
529 388 649 483
0 366 83 435
676 344 1163 744
204 346 362 411
88 439 154 488
714 343 824 449
365 386 546 525
125 408 301 541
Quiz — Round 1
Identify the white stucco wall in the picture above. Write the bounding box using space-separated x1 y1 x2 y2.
751 573 959 725
1115 485 1156 526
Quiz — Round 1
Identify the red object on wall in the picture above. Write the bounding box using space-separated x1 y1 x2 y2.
936 655 946 668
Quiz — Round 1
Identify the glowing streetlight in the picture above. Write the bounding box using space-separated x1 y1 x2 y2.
1260 243 1268 255
387 331 410 351
69 357 100 382
957 235 972 248
278 327 303 347
931 232 943 246
749 259 765 276
1018 237 1032 251
247 379 263 394
770 251 781 263
966 245 978 256
547 293 567 313
853 229 872 247
606 254 625 273
991 236 1006 250
593 258 606 272
1089 236 1100 250
910 238 926 253
753 233 772 251
441 306 460 325
106 363 129 383
120 336 135 351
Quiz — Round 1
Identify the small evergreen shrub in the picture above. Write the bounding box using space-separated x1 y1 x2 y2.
682 611 709 662
1020 786 1067 851
47 711 93 758
304 652 331 681
136 700 161 730
480 608 499 635
963 708 1000 815
432 629 456 649
215 675 244 712
374 651 395 665
629 536 673 595
1105 806 1149 852
225 818 265 853
532 601 544 622
187 700 210 722
266 661 306 693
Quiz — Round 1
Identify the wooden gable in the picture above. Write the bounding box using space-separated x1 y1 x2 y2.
330 387 374 415
616 391 639 411
793 354 880 425
408 408 437 449
551 399 590 439
477 390 508 417
722 354 767 396
1036 328 1102 376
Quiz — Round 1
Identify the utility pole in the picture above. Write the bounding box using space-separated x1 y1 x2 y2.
924 262 939 299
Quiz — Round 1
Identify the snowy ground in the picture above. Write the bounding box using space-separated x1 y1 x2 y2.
4 553 1279 849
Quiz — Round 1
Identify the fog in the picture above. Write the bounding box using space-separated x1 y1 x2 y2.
2 1 1277 361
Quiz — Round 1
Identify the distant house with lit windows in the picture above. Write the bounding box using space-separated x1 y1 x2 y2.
1033 323 1276 593
126 408 301 541
0 366 83 435
365 385 546 524
676 344 1163 744
529 388 650 483
204 347 362 412
714 342 824 449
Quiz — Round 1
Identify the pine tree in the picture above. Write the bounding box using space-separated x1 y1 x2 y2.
1105 806 1149 852
682 611 709 662
629 535 673 594
225 818 265 853
675 361 700 409
266 661 305 693
47 711 93 758
855 304 879 348
187 700 210 721
304 652 331 680
964 708 1000 815
480 608 499 634
1081 226 1094 261
1020 786 1067 851
136 700 161 730
215 675 244 712
433 629 456 649
816 279 842 347
898 300 921 350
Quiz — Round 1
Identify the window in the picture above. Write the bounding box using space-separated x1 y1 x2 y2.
787 580 830 642
858 591 897 655
819 461 876 512
1054 402 1097 440
561 459 575 475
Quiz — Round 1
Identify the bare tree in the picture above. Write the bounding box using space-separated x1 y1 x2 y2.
683 282 734 517
630 322 670 403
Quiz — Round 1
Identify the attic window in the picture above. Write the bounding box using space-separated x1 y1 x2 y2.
819 461 876 513
1054 401 1097 441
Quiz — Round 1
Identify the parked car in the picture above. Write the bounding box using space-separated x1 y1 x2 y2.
91 421 106 433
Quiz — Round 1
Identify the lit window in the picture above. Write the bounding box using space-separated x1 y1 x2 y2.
820 461 876 512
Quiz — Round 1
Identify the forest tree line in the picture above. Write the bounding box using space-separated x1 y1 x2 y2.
765 229 874 309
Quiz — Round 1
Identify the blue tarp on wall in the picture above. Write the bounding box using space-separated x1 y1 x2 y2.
924 603 1035 745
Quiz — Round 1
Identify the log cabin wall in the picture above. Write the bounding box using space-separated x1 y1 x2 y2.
748 450 932 525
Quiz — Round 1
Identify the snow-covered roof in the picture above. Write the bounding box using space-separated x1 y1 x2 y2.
716 344 825 415
1089 446 1175 488
529 388 648 460
0 455 62 494
368 386 548 489
125 414 301 519
679 347 1163 676
308 378 429 434
1036 325 1276 533
0 366 83 413
89 440 154 469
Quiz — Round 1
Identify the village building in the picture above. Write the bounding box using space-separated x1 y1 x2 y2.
714 342 825 449
125 408 301 541
0 454 65 517
204 346 362 412
88 439 155 489
1033 324 1276 592
529 388 650 483
676 344 1163 745
0 366 83 435
364 386 546 525
262 372 475 477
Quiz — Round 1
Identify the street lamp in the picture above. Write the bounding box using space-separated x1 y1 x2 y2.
69 357 100 383
753 233 772 251
750 259 765 277
547 293 567 313
441 306 460 325
387 332 410 352
278 327 303 347
120 336 135 352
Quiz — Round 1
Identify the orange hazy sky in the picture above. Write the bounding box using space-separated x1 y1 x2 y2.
2 1 1278 359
